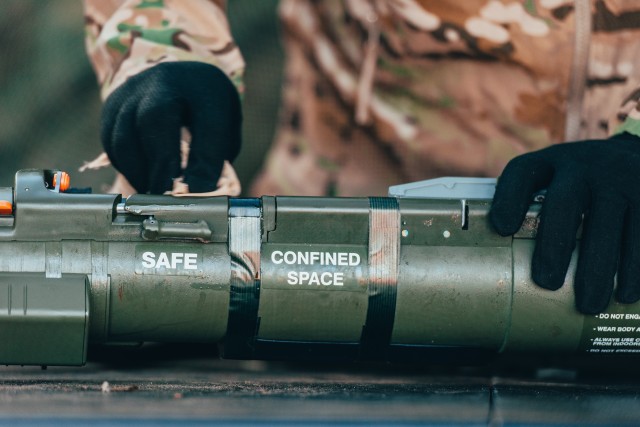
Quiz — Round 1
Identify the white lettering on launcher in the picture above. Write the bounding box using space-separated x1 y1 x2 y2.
271 250 360 266
286 271 344 286
141 251 198 270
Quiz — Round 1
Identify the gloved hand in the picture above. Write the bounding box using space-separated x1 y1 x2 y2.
489 133 640 314
101 61 242 194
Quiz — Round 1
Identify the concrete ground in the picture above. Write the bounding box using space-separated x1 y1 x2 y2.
1 344 639 426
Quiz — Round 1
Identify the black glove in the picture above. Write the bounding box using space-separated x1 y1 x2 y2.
101 61 242 194
489 133 640 314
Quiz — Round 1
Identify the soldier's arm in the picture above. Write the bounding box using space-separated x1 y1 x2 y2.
82 0 244 195
83 0 244 100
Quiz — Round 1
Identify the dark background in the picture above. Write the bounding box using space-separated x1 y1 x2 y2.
0 0 283 193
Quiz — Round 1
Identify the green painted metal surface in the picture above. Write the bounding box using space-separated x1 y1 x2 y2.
0 169 639 366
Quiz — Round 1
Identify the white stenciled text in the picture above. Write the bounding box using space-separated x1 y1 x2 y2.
271 250 360 286
141 251 198 270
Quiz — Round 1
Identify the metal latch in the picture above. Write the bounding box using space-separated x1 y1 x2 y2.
142 218 213 241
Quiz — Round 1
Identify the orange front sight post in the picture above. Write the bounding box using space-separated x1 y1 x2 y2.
0 201 12 215
53 172 70 192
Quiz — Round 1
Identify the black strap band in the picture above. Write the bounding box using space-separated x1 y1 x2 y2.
360 197 401 359
223 198 261 359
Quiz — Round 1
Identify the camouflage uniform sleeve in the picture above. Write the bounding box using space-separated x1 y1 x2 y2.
615 92 640 138
83 0 244 100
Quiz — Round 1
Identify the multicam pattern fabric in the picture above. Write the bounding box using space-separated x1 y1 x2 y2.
83 0 244 100
84 0 640 197
82 0 244 194
250 0 640 196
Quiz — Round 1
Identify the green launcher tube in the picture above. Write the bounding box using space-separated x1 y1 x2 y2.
0 169 636 367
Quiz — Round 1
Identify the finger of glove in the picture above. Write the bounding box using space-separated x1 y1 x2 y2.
531 172 588 291
616 205 640 304
490 152 553 236
137 96 183 194
102 99 150 193
574 197 626 314
184 71 242 193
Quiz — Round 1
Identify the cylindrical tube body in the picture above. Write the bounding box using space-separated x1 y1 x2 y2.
2 170 639 366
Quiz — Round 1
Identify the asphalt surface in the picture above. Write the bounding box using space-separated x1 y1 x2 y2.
1 344 640 426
